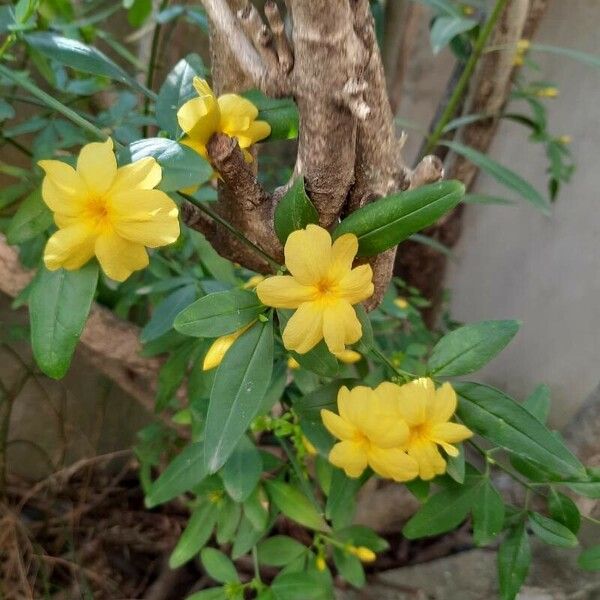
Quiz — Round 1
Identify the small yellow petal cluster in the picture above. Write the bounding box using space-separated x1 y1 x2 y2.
39 139 180 282
177 77 271 161
321 378 472 482
349 546 377 563
203 323 253 370
256 225 374 355
513 38 531 66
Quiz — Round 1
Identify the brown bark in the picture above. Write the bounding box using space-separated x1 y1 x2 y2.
396 0 549 324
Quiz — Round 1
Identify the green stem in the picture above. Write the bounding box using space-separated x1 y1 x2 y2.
1 135 32 157
422 0 510 157
0 64 109 142
0 33 16 62
178 191 282 271
370 347 414 381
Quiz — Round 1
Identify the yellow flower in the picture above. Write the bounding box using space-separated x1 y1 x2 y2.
203 323 253 370
536 86 559 98
335 349 362 364
177 77 271 161
394 297 409 310
243 274 265 289
302 435 317 456
379 378 473 480
558 135 572 145
39 139 179 282
321 385 418 482
256 225 374 355
287 356 301 370
349 546 376 563
516 39 531 52
315 556 327 571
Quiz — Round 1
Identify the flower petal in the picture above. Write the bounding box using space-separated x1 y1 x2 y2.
428 382 458 423
335 349 361 364
181 136 209 160
368 446 418 482
218 94 257 134
203 325 250 370
282 301 324 354
109 157 162 194
110 190 180 248
256 276 318 309
338 386 371 429
321 409 358 441
39 160 87 215
284 224 332 285
95 232 148 282
431 422 473 445
322 300 362 355
329 441 368 478
408 441 447 481
328 234 358 281
76 138 117 196
177 96 219 143
336 264 374 304
396 378 435 426
236 120 271 148
44 224 96 271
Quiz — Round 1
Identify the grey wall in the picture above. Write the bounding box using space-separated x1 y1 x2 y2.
446 0 600 428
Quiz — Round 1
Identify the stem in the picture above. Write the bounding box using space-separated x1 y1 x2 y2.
0 64 109 142
251 546 262 584
422 0 510 157
370 347 414 381
178 191 282 271
1 135 32 157
0 33 16 62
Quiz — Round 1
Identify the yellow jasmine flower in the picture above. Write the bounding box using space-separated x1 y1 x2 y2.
287 356 301 370
335 349 362 364
394 297 409 310
256 225 374 355
535 86 559 98
301 435 317 456
349 546 376 563
177 77 271 161
203 323 253 370
320 385 417 482
315 556 327 572
378 378 473 480
243 274 265 289
558 135 572 145
39 139 179 282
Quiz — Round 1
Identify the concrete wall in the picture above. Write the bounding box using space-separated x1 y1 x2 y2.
446 0 600 428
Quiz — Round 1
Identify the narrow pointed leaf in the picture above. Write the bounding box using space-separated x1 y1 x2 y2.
498 522 531 600
265 480 328 532
274 177 319 244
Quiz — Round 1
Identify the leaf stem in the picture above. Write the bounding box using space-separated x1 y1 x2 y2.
370 347 414 381
422 0 510 157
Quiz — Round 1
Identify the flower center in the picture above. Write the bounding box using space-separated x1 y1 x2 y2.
409 423 432 444
85 196 112 231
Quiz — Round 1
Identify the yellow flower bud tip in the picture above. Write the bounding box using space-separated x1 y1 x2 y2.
394 297 409 309
558 135 573 145
203 324 253 370
302 435 317 456
243 274 265 289
256 225 374 355
334 349 362 364
516 39 531 52
39 139 179 282
316 556 327 571
287 356 301 370
536 87 559 98
321 379 473 482
350 546 377 563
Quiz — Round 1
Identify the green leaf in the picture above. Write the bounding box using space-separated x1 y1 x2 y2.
445 445 465 483
355 304 374 352
271 571 331 600
293 380 350 421
257 536 307 567
0 98 15 121
265 480 328 532
25 32 153 98
325 468 362 530
402 484 476 539
242 90 299 140
155 341 194 411
498 523 531 600
29 263 98 379
175 289 264 338
169 502 218 568
6 188 52 245
548 490 580 534
204 319 274 472
332 548 365 588
532 44 600 70
221 436 263 503
216 498 242 545
141 284 197 343
528 512 578 548
456 382 587 481
523 384 551 423
231 514 267 559
185 588 227 600
274 177 319 244
336 525 389 552
578 545 600 571
567 480 600 499
463 193 515 205
145 443 206 508
200 548 239 584
123 138 212 192
442 141 550 214
333 181 464 257
428 320 520 376
430 16 477 54
156 53 206 137
472 479 505 546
